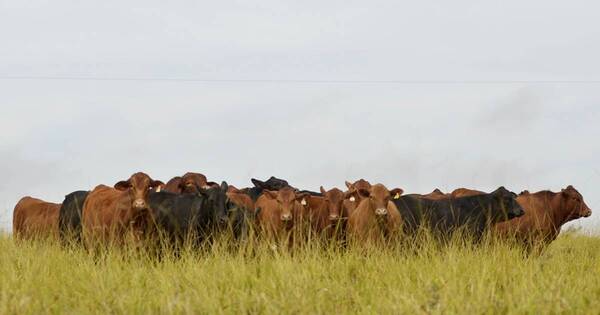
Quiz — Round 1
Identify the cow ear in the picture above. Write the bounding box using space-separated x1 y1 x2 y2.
228 185 239 193
251 178 264 188
320 186 327 195
345 181 353 189
220 181 229 192
390 188 404 199
563 185 575 192
296 193 309 206
203 181 217 189
262 190 277 199
151 180 164 188
114 180 131 191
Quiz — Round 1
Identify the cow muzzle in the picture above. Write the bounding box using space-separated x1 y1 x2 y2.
133 199 147 210
582 208 592 217
280 213 293 222
329 214 340 221
375 208 388 216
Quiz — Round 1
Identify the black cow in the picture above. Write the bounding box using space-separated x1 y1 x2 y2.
148 182 236 248
244 176 296 201
58 190 90 243
393 187 524 240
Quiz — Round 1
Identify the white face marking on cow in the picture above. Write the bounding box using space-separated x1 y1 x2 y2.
300 198 307 206
133 199 146 209
394 193 401 200
375 208 388 216
156 186 161 192
349 196 356 202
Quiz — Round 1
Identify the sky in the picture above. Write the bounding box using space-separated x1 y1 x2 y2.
1 0 599 232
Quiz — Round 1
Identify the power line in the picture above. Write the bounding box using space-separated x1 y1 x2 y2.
1 76 600 84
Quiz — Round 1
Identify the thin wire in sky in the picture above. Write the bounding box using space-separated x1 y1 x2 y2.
1 76 600 84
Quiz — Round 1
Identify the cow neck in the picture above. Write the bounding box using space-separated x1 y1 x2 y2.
546 192 572 231
556 192 582 225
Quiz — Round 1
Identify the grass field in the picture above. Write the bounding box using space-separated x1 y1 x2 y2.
1 232 599 314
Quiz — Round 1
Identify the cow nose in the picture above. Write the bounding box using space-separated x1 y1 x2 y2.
375 208 388 216
329 214 340 221
133 199 147 210
583 209 592 217
280 213 293 221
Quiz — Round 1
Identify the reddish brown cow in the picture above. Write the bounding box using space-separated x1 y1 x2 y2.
451 188 485 198
493 185 592 245
305 187 347 237
255 187 308 240
163 172 208 194
347 184 404 243
343 179 373 216
163 176 182 193
81 172 164 246
406 188 449 200
226 190 255 214
13 197 61 239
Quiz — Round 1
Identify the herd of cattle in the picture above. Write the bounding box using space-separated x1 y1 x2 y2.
12 171 593 249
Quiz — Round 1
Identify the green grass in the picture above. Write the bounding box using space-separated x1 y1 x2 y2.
1 232 600 314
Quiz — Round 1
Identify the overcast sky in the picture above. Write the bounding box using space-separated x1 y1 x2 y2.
1 0 599 232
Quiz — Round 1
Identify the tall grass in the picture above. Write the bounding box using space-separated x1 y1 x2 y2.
1 231 599 314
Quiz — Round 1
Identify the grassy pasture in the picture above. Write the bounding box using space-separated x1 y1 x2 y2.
1 232 599 314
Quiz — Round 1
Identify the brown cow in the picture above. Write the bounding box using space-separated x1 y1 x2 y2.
347 184 403 244
255 187 308 240
451 188 485 198
406 188 449 200
13 197 61 239
343 179 373 216
163 172 208 194
305 187 347 237
81 172 164 246
163 176 182 193
226 190 255 214
493 185 592 246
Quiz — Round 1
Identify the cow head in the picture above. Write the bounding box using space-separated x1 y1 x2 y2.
343 179 373 215
251 176 291 191
345 179 372 199
179 172 209 194
320 186 345 222
561 185 592 219
490 186 524 220
361 184 403 217
262 187 308 222
114 172 164 211
200 181 230 225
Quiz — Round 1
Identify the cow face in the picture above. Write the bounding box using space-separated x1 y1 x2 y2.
364 184 403 217
262 188 307 222
202 181 230 225
320 186 345 222
490 187 524 220
114 172 164 211
179 172 209 194
561 185 592 218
